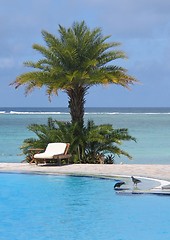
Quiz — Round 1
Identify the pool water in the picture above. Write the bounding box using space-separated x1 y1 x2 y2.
0 173 170 240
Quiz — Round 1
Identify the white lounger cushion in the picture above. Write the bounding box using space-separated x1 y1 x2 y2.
34 143 67 159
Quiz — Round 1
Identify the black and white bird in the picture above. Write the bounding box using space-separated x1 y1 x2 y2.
131 176 141 186
114 181 125 189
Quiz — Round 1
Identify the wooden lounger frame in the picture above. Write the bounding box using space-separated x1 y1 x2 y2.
31 143 72 165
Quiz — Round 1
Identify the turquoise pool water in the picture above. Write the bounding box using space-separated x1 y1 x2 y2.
0 173 170 240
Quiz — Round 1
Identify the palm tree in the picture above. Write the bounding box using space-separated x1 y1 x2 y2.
21 118 136 163
83 120 136 163
12 21 137 128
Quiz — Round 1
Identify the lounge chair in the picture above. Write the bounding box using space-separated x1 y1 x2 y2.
33 142 71 165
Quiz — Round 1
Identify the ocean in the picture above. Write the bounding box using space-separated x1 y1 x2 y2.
0 107 170 164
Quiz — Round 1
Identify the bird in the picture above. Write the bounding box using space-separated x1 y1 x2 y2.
114 181 125 189
131 176 141 186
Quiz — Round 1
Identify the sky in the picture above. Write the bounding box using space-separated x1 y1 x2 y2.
0 0 170 108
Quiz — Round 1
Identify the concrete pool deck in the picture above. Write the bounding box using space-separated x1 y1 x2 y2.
0 163 170 194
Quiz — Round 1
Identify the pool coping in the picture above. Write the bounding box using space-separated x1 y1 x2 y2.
0 163 170 195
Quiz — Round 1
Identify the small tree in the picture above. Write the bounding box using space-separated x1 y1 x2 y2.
12 21 137 161
21 118 136 163
12 21 137 128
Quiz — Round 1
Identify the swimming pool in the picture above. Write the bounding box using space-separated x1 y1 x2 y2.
0 173 170 240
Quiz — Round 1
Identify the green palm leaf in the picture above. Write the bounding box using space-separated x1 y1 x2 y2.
12 21 137 128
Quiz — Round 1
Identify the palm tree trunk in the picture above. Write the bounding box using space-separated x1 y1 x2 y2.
67 85 86 128
66 85 87 161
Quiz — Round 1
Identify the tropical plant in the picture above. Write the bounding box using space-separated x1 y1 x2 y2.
12 21 137 129
82 120 136 163
21 118 81 163
21 118 136 163
20 118 58 161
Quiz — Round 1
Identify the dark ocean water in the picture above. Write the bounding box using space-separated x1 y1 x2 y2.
1 106 170 114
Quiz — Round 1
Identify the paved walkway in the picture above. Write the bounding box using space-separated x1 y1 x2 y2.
0 163 170 181
1 163 170 194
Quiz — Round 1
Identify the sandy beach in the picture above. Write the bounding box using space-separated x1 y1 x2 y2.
0 163 170 181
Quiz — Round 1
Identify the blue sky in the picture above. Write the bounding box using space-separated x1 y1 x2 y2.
1 0 170 107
